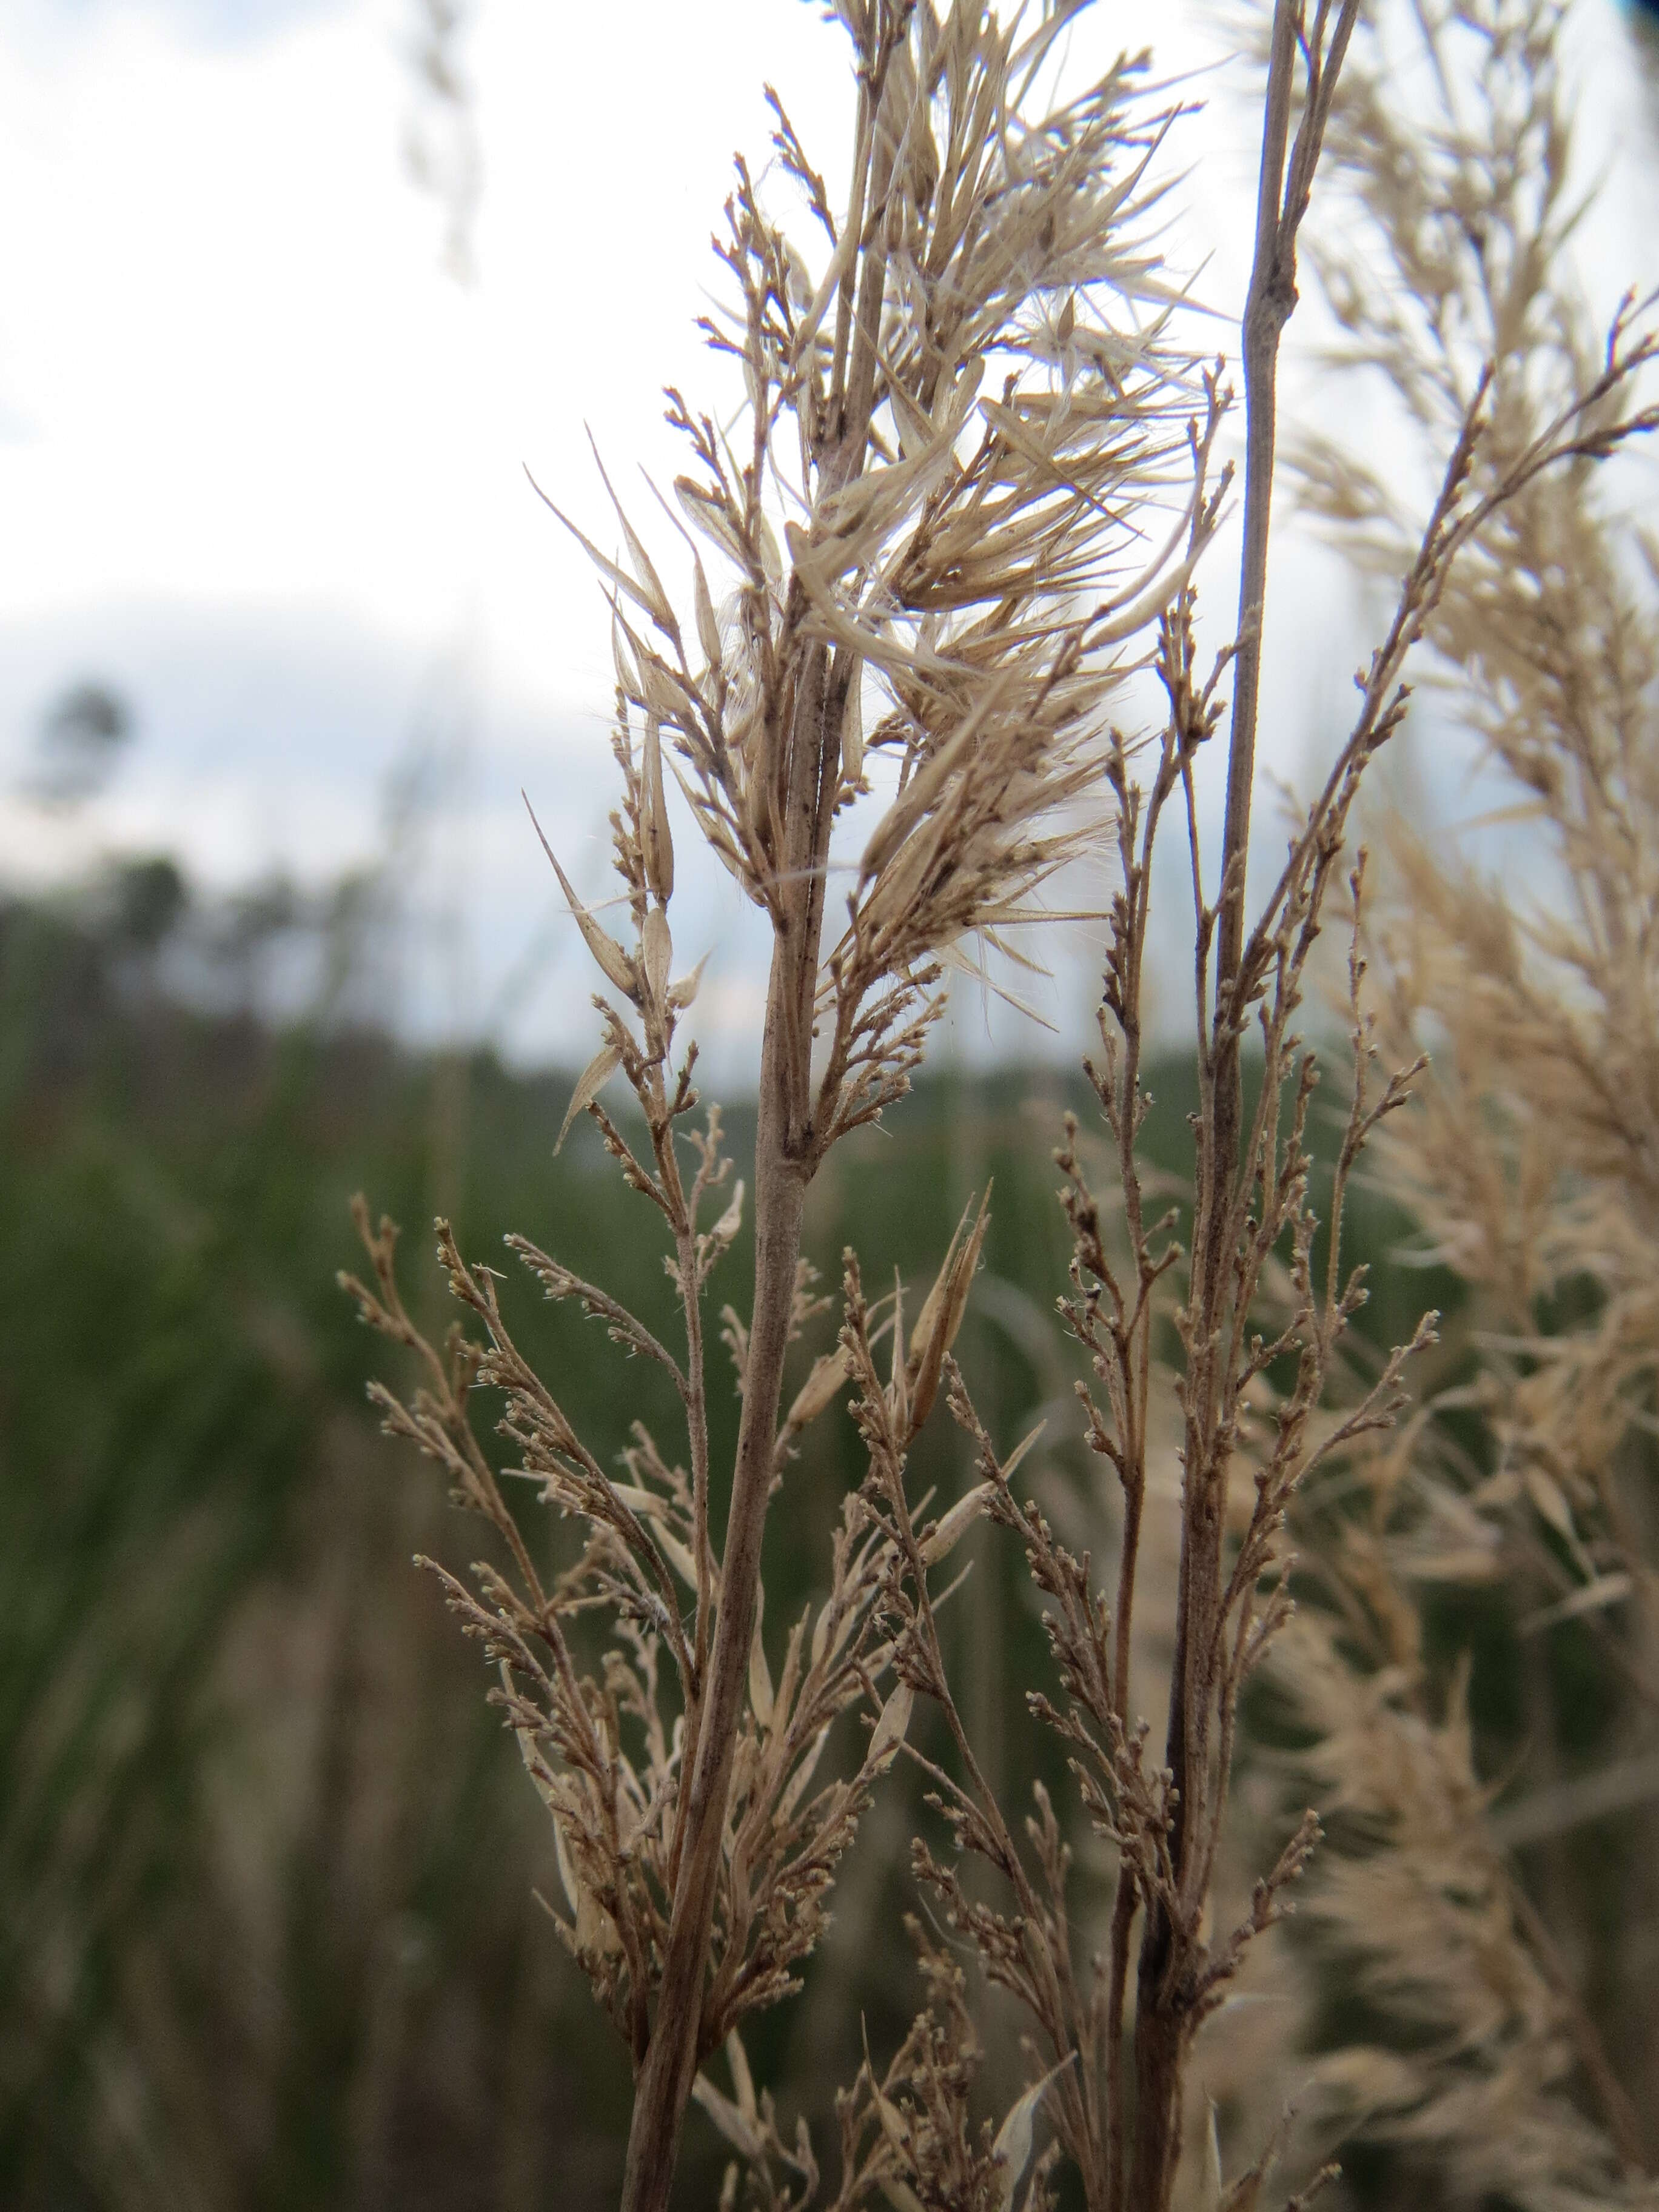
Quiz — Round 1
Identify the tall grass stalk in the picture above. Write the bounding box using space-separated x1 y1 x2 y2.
344 3 1657 2207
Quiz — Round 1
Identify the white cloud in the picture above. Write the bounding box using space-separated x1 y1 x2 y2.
0 0 862 705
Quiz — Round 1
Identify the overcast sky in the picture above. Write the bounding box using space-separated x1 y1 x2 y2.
2 0 1655 1070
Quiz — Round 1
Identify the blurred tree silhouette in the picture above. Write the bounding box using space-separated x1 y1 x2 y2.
106 856 190 951
29 680 133 811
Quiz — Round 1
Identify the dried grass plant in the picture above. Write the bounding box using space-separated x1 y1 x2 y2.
1269 0 1659 2197
340 2 1657 2206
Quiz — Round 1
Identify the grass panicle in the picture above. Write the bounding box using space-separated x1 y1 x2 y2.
346 1 1659 2206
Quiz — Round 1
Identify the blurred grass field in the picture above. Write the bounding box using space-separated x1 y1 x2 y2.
0 870 1452 2211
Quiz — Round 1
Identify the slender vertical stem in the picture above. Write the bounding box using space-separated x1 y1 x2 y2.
1180 0 1299 1930
1218 0 1361 1034
1128 7 1328 2205
620 1024 809 2212
662 1151 713 1875
618 58 897 2189
1215 0 1300 1025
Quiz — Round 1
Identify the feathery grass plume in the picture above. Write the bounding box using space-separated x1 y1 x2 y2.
348 4 1206 2204
1278 0 1659 2191
739 1 1652 2207
1272 1606 1656 2211
341 0 1659 2205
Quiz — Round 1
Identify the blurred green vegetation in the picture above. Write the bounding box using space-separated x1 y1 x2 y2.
0 870 1446 2211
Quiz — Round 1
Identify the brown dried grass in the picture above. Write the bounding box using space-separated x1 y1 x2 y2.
342 2 1659 2206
